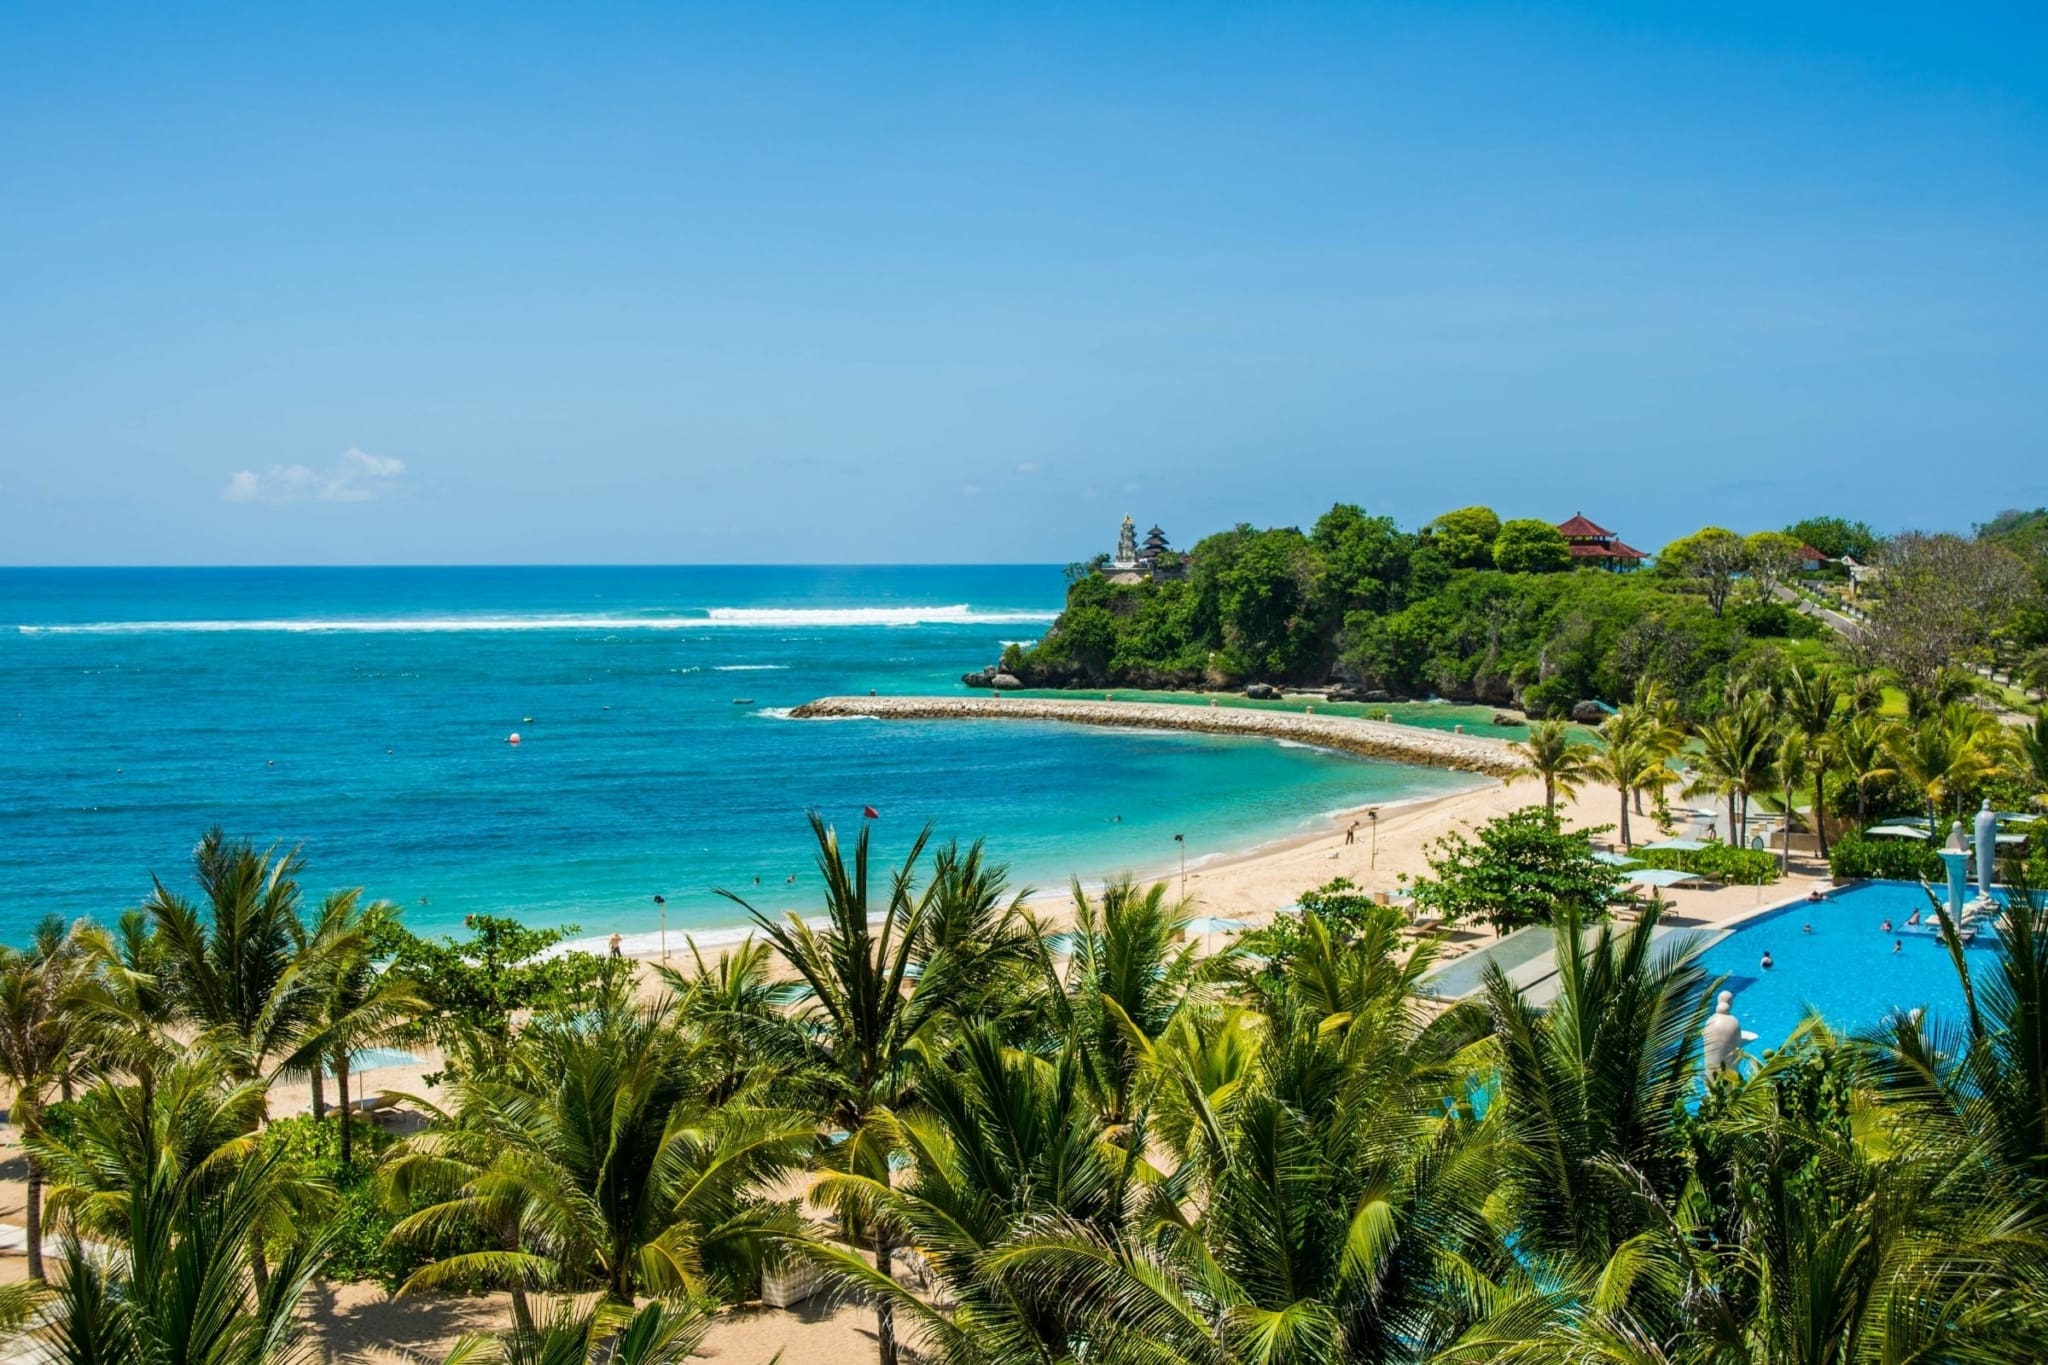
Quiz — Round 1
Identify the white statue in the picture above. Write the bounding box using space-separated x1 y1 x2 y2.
1974 798 1998 905
1703 990 1744 1075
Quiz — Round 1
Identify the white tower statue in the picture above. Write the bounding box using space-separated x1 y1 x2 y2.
1702 990 1744 1075
1974 798 1998 907
1112 515 1139 570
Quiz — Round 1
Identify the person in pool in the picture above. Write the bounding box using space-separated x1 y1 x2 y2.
1807 888 1825 903
1802 923 1813 934
1760 950 1774 969
1894 940 1904 953
1906 908 1922 926
1880 919 1893 933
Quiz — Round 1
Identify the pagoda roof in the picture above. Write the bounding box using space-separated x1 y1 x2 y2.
1556 512 1615 539
1567 539 1647 560
1796 543 1826 561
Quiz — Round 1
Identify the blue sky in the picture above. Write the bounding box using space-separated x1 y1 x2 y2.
3 3 2044 565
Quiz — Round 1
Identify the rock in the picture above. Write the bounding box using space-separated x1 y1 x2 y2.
1492 711 1527 727
989 673 1024 690
1571 700 1609 723
1361 690 1393 703
1244 683 1279 699
961 670 992 688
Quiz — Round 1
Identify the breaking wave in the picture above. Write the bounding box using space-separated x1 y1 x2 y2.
16 604 1059 636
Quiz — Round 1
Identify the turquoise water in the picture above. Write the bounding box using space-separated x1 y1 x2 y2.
0 567 1482 950
1697 881 2002 1049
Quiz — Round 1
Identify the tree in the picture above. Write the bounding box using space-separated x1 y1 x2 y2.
1779 662 1846 857
1492 519 1573 574
1510 717 1596 814
1427 505 1502 570
1833 710 1895 828
1658 527 1748 617
1409 807 1626 934
1049 874 1202 1125
384 914 612 1079
390 976 809 1311
435 1297 711 1365
1785 514 1878 561
1586 737 1669 848
1686 693 1779 844
1879 702 2008 831
286 891 423 1167
1855 531 2033 696
1310 502 1412 616
0 924 85 1280
720 814 977 1365
1744 529 1806 598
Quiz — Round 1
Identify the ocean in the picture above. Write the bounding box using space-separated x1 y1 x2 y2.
0 566 1482 950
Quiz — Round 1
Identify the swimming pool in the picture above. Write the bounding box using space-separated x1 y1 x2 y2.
326 1046 423 1075
1417 925 1557 1000
1695 880 2001 1051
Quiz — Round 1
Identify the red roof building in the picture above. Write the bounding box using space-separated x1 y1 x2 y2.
1555 513 1647 571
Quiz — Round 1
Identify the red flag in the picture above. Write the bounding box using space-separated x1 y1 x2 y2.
863 805 880 819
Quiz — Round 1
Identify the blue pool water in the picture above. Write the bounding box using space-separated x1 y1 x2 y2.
1696 881 2001 1050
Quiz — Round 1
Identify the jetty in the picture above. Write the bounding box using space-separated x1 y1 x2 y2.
789 695 1527 778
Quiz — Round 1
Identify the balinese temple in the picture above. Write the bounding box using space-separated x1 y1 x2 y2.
1111 516 1140 571
1555 513 1647 571
1142 524 1171 561
1103 516 1177 583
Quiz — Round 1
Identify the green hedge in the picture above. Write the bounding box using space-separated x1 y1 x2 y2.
1829 835 1943 882
1635 844 1781 886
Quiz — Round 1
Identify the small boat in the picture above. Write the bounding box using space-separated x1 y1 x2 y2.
732 697 754 705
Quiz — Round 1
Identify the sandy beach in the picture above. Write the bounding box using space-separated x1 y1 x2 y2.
0 712 1817 1363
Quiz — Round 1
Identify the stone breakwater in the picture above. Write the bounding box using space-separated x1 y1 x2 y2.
789 696 1528 779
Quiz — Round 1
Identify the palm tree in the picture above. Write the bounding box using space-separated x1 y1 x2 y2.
1511 718 1596 815
1779 662 1845 857
0 923 85 1281
1049 874 1203 1128
388 978 810 1312
144 829 324 1099
1585 738 1670 848
718 813 969 1365
991 911 1501 1363
436 1295 711 1365
1480 902 1711 1271
1831 710 1895 830
2017 712 2048 809
1881 702 2007 833
285 890 422 1167
1685 693 1779 844
1773 726 1809 875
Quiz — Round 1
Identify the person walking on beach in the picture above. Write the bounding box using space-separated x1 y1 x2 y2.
608 932 622 958
1346 822 1357 845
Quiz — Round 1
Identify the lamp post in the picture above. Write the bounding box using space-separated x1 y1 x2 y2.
1368 808 1380 870
1174 833 1186 894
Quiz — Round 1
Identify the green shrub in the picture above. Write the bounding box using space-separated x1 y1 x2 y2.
1636 843 1781 886
1828 835 1943 882
256 1114 466 1288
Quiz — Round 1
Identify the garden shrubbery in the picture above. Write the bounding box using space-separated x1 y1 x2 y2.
1828 834 1944 882
1635 843 1781 886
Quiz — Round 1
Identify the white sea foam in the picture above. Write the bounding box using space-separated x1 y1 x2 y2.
15 604 1058 635
753 706 795 719
712 664 788 671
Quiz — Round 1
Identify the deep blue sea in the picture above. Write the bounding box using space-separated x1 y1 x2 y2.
0 567 1481 951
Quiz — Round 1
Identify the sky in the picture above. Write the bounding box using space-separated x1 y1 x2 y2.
2 3 2045 566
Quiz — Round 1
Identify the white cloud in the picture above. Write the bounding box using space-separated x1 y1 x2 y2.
221 447 407 504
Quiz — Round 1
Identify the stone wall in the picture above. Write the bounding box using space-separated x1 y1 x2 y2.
789 695 1527 779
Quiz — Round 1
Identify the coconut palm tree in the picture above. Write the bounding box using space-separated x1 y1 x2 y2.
436 1295 712 1365
1779 662 1846 857
1480 901 1711 1272
389 977 811 1312
1831 710 1895 830
988 911 1501 1364
1880 702 2007 833
1685 693 1779 845
1511 718 1596 815
284 890 423 1167
1048 874 1204 1128
717 813 970 1365
1772 725 1809 875
0 923 86 1281
1585 738 1670 848
144 829 325 1098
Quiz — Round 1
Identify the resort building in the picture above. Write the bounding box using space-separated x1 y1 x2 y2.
1555 513 1647 571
